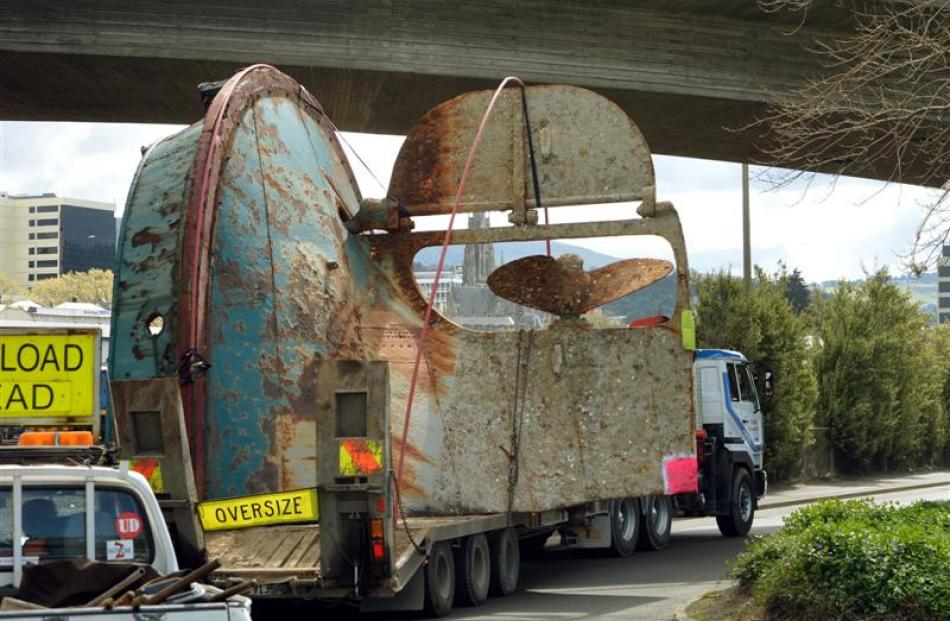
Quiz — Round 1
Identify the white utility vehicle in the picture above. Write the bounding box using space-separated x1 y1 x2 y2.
0 463 250 620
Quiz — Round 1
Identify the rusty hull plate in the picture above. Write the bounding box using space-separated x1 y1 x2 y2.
388 84 656 215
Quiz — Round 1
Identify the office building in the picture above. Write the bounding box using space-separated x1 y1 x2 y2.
0 192 116 288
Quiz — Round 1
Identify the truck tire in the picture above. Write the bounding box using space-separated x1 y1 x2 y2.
609 497 641 557
424 542 455 617
637 495 672 551
716 468 755 537
489 527 520 596
455 533 490 607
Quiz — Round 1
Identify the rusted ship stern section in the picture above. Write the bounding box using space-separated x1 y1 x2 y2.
109 65 697 596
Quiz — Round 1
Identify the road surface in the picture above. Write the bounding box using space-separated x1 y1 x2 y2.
257 486 947 620
402 487 946 621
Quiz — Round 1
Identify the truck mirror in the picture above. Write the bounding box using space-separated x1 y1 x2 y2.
763 369 775 397
754 365 775 398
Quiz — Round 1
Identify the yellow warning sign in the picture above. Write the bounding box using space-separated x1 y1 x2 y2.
338 439 383 476
197 488 319 532
0 330 98 420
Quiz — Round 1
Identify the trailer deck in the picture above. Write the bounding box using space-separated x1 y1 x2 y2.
205 514 515 598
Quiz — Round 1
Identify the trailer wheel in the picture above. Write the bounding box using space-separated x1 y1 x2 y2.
609 497 641 557
455 533 490 606
637 495 673 551
489 527 520 597
424 542 455 617
717 469 755 537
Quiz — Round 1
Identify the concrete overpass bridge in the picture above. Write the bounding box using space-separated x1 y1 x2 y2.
0 1 903 177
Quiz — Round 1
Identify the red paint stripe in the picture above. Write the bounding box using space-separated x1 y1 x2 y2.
179 64 274 499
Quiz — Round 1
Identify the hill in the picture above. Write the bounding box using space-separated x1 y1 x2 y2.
414 240 619 269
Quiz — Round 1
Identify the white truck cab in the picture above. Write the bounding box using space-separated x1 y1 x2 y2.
0 464 178 590
682 349 769 536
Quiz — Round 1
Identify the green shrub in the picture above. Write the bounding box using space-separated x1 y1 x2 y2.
732 499 950 620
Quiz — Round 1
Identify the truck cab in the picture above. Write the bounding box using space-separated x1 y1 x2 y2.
686 349 768 536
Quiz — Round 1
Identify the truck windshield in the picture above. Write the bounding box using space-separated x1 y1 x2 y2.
0 486 154 566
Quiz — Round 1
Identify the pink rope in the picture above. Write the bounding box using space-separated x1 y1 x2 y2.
394 76 536 488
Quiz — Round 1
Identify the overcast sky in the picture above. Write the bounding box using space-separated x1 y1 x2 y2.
0 120 939 283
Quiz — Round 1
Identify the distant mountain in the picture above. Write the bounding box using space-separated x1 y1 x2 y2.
818 271 938 308
414 240 620 269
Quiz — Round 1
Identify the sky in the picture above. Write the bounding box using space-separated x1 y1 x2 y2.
0 120 940 283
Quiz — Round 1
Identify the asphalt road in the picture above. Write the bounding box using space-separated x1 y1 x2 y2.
405 487 947 621
258 486 947 621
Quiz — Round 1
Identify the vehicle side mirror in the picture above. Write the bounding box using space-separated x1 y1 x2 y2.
761 367 775 398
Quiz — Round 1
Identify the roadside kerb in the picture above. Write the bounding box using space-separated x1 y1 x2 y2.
759 478 950 510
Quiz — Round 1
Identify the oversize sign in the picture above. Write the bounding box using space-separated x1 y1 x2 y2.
0 330 99 421
197 488 319 532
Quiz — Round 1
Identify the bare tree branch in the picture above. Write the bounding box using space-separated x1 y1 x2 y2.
753 0 949 270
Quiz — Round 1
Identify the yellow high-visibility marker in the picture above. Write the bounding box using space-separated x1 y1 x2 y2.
197 488 319 531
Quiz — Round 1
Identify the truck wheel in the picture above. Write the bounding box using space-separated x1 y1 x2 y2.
424 542 455 617
489 527 520 596
637 495 672 551
716 469 755 537
609 497 641 557
455 533 490 606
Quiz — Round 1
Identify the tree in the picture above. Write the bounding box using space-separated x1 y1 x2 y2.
930 322 950 463
0 272 25 303
696 267 818 480
812 269 946 470
756 0 950 272
784 266 811 313
29 269 114 308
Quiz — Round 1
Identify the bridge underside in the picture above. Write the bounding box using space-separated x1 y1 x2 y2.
0 1 929 182
1 51 767 168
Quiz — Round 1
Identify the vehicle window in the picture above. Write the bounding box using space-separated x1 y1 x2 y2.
93 488 154 563
23 488 87 559
0 491 10 559
726 363 740 401
735 364 753 402
0 486 154 567
743 365 761 410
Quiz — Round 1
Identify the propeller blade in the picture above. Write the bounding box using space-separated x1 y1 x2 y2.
487 254 672 317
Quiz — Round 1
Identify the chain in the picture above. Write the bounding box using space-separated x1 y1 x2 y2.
507 329 534 515
390 470 424 555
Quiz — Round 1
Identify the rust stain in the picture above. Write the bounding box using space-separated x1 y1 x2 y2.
389 105 450 209
131 227 162 247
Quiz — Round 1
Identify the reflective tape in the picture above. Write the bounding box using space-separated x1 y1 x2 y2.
338 439 383 476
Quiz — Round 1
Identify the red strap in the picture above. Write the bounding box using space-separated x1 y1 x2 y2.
394 76 547 488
